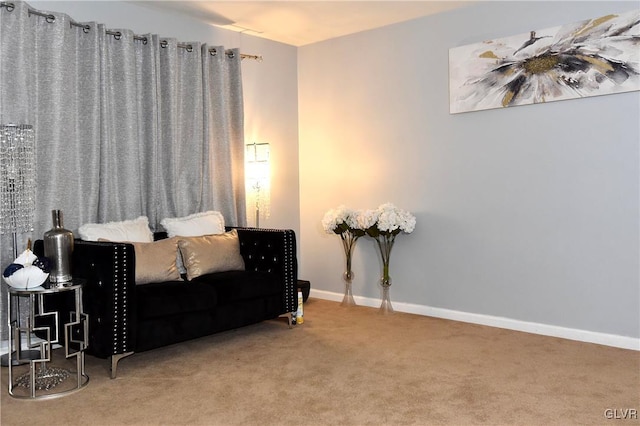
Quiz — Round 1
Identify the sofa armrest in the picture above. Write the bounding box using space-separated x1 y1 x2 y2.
71 240 137 359
230 227 298 314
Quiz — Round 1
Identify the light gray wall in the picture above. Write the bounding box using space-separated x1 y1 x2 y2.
298 1 639 339
28 0 301 235
24 1 639 340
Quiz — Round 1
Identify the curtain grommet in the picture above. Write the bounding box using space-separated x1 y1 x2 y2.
2 2 15 12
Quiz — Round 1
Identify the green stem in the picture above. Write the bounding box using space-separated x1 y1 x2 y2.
341 231 359 276
375 233 395 283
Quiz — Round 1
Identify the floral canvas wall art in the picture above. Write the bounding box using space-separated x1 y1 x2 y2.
449 9 640 114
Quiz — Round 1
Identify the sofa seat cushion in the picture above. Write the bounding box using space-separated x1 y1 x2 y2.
192 271 281 305
136 280 217 321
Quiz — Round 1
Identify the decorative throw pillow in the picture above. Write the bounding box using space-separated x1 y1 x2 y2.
130 238 182 285
160 211 225 237
98 237 182 285
177 229 245 281
78 216 154 242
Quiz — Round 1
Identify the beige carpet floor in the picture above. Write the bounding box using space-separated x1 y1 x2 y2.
1 298 639 425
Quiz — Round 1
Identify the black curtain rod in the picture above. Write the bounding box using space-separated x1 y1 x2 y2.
0 1 263 61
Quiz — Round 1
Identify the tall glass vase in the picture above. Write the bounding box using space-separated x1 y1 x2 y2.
342 270 356 306
379 270 393 314
376 233 396 315
340 232 359 307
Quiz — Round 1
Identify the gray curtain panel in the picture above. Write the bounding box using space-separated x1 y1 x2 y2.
0 1 247 341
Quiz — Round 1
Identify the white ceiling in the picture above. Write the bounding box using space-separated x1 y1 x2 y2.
131 1 474 46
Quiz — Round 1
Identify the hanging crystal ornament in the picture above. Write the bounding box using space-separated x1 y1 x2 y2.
0 124 36 257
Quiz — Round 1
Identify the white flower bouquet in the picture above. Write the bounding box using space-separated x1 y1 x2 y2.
322 203 416 312
322 206 367 306
321 205 365 237
363 202 416 237
363 203 416 314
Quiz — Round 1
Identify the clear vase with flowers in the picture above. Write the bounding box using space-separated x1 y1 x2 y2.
363 203 416 314
322 206 366 306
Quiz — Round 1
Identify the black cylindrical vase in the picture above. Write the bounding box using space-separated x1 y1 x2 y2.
44 209 74 283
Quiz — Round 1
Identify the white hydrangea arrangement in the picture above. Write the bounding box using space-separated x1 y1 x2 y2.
322 205 369 305
321 205 365 237
361 203 416 313
322 203 416 295
363 203 416 237
322 203 416 238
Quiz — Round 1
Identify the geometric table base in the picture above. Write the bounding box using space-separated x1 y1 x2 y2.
7 279 89 399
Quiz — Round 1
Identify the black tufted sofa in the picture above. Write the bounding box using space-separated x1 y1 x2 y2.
40 227 298 378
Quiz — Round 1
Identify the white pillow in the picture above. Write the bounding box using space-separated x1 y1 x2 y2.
160 211 225 237
78 216 154 242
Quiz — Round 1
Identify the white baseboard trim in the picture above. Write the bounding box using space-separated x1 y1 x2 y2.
309 289 640 351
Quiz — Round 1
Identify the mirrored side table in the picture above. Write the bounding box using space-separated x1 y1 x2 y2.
6 279 89 399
